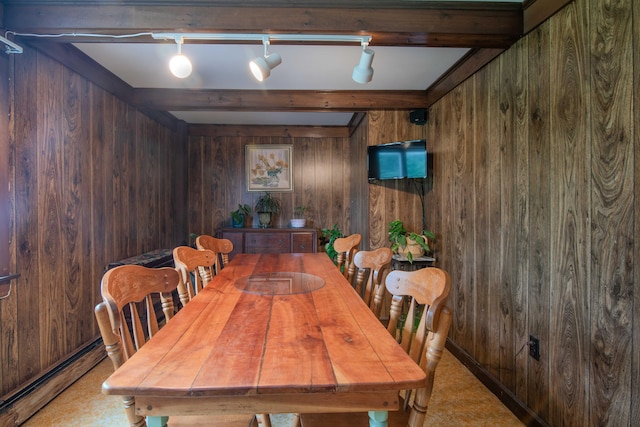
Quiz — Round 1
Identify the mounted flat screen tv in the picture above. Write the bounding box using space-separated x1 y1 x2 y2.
367 139 428 181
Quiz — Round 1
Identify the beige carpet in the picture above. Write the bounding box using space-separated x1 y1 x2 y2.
22 348 522 426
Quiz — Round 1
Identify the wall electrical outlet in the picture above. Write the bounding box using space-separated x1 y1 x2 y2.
529 335 540 361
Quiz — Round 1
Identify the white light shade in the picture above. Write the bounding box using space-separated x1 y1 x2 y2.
352 48 375 84
169 54 193 78
250 53 282 81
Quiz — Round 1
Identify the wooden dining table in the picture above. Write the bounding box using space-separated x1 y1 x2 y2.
102 253 426 427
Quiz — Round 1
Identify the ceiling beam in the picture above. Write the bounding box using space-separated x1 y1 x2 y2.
188 124 350 138
4 2 522 49
133 89 430 112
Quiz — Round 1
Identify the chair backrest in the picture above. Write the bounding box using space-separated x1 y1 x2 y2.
172 246 217 300
353 247 393 317
96 265 187 362
384 267 452 426
332 233 361 285
196 234 234 273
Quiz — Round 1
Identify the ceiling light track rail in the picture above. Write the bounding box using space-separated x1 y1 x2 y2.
151 33 372 45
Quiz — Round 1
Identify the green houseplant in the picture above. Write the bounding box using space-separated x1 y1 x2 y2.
231 204 251 228
388 219 436 263
254 192 281 228
320 224 344 264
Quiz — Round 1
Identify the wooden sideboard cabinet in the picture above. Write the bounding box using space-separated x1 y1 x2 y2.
218 228 317 260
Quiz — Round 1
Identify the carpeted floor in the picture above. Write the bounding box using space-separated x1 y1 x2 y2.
22 348 523 426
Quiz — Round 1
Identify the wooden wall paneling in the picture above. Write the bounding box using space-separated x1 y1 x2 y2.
588 0 633 424
113 98 128 260
497 47 517 392
424 106 442 262
447 83 462 348
451 82 474 349
152 119 161 244
61 65 86 350
472 65 492 373
188 136 203 237
136 112 149 251
548 2 590 425
349 122 369 249
439 93 456 340
0 50 17 397
38 53 66 366
147 116 159 251
633 0 640 423
512 36 530 402
365 111 386 250
13 47 39 391
89 85 106 327
125 105 138 254
331 137 350 234
298 137 314 227
234 137 250 229
315 137 330 232
526 20 551 420
486 57 503 380
104 90 117 261
208 136 225 232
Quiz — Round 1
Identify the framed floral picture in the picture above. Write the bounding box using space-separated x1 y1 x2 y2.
245 144 293 192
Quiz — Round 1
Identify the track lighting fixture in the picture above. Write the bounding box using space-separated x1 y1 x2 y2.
152 33 373 82
250 39 282 82
352 43 375 84
168 38 192 78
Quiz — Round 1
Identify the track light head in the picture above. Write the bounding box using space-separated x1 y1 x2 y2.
250 53 282 81
352 47 375 84
169 39 192 78
250 39 282 82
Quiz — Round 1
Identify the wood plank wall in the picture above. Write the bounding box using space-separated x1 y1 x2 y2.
423 0 637 424
0 47 186 398
186 134 361 244
366 110 428 250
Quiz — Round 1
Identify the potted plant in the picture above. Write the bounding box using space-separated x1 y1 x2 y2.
254 192 281 228
231 204 251 228
291 205 308 228
320 224 344 264
388 219 436 263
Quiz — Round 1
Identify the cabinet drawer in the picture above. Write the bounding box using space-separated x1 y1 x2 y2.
245 232 289 253
292 232 314 253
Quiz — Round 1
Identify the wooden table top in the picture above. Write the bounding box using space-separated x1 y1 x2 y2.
102 253 426 413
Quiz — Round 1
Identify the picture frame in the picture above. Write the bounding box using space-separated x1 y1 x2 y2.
245 144 293 192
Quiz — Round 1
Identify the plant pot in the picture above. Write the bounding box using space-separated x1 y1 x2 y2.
232 215 244 228
290 218 306 228
396 235 427 259
258 212 272 228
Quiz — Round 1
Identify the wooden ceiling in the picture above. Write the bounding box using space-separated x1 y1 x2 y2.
1 0 571 133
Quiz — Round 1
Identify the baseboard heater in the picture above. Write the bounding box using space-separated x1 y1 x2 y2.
0 337 105 425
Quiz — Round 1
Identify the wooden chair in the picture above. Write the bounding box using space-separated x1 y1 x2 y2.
332 233 361 285
196 234 234 274
353 247 393 318
172 245 217 300
95 264 264 427
300 267 452 427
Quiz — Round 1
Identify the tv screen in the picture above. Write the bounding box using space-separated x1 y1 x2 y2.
367 139 427 181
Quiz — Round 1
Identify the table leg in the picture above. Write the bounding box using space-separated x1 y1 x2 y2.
367 410 389 427
146 415 169 427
